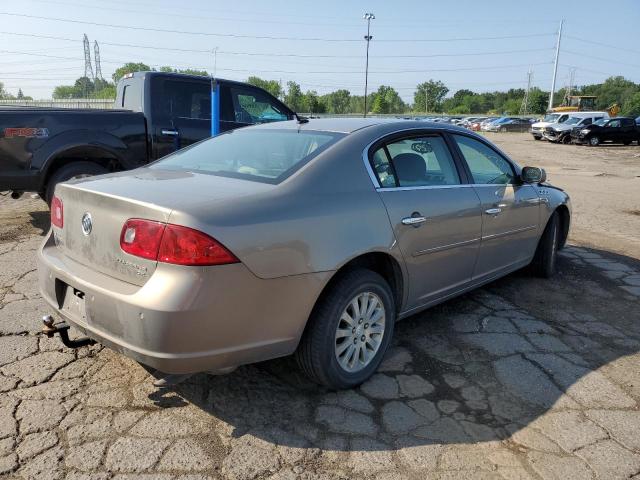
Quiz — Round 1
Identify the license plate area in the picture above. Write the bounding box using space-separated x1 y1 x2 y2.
56 280 87 322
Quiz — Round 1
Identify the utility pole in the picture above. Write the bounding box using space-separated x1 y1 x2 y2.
212 47 218 79
548 19 563 111
363 12 375 117
520 68 534 115
425 86 428 113
93 41 103 82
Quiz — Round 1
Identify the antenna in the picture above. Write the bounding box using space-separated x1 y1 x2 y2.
520 67 534 115
94 41 103 82
83 34 95 82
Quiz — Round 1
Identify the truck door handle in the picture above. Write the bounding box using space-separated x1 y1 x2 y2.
485 208 502 215
402 216 428 227
161 129 179 136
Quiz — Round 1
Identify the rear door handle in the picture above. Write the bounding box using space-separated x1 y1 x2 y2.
161 129 179 136
402 216 428 227
485 208 502 215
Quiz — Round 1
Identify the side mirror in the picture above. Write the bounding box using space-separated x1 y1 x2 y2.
521 166 546 184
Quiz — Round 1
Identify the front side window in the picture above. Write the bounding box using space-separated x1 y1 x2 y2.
608 120 621 128
150 129 341 184
453 134 515 185
230 87 289 124
371 136 460 188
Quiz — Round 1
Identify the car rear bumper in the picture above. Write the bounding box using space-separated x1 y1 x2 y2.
38 232 330 374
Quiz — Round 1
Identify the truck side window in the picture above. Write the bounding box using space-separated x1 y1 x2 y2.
581 118 592 126
153 80 211 121
121 83 142 111
229 87 288 124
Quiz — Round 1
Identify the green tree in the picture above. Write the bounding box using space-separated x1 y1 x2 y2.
527 88 549 114
52 85 77 99
112 62 151 83
159 66 209 76
324 89 351 114
246 76 282 99
414 80 449 112
301 90 325 113
371 94 389 114
284 81 304 111
623 92 640 117
371 85 405 114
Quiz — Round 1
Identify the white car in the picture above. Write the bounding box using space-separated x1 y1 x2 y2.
530 113 570 140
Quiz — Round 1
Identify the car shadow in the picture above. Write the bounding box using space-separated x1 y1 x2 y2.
146 246 640 452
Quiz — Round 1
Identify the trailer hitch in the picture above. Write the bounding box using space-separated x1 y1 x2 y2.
41 315 96 348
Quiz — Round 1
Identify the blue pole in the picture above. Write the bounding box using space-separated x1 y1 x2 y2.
211 79 220 136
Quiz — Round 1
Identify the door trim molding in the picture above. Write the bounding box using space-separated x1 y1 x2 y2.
413 237 481 257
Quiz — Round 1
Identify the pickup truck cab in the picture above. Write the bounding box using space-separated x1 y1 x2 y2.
530 113 570 140
542 111 609 144
1 72 294 203
571 117 640 146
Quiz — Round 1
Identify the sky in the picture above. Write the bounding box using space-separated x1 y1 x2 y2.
1 0 639 102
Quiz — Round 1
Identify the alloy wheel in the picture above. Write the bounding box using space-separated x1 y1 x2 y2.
334 292 386 373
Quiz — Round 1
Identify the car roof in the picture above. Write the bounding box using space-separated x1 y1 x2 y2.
567 111 609 117
130 71 262 89
250 117 471 134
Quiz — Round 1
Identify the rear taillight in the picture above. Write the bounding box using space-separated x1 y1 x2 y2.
120 219 238 266
120 219 165 260
51 195 63 228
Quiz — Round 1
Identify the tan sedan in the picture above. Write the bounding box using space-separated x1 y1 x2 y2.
38 118 570 389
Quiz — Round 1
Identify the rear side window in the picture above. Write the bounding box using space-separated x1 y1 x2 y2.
150 129 342 184
152 79 211 120
621 118 634 127
371 136 460 188
453 134 515 185
121 83 142 111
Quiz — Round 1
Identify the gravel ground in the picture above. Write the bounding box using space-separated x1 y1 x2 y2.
0 135 639 479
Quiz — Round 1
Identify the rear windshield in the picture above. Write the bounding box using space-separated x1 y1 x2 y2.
150 129 343 184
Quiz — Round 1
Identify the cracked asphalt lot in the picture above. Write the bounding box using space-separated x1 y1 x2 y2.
1 137 639 480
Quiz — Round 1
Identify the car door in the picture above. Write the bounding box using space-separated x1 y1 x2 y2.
620 118 635 142
369 133 482 309
219 84 291 133
604 119 622 143
450 133 540 279
150 77 212 159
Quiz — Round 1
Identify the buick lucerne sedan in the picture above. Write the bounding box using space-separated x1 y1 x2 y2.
38 119 571 389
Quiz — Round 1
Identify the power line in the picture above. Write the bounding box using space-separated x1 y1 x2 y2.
565 35 640 56
0 12 555 43
563 50 640 70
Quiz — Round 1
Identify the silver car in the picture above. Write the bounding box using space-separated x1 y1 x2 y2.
38 119 571 389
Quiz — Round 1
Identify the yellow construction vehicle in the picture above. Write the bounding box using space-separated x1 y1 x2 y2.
550 95 620 117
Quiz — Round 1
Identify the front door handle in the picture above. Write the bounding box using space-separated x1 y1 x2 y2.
485 208 502 215
161 129 179 136
402 216 428 227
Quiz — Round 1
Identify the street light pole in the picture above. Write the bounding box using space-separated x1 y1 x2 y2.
363 12 375 117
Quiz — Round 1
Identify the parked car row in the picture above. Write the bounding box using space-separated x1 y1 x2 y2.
530 111 640 146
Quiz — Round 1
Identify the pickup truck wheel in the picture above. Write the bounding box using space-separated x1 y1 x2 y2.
530 211 559 278
588 136 600 146
296 269 395 389
45 162 108 206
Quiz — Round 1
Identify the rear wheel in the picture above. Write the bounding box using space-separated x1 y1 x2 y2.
296 269 395 389
533 135 541 141
530 211 559 278
45 161 108 206
589 136 600 146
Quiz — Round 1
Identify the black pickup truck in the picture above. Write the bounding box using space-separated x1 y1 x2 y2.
0 72 294 203
571 117 640 146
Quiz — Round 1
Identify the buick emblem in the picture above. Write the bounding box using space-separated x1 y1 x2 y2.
81 212 93 236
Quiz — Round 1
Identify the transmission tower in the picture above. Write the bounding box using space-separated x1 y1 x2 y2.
93 41 103 82
83 34 95 81
563 67 576 104
519 68 534 115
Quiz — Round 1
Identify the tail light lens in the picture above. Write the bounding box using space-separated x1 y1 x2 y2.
51 195 64 228
120 219 238 266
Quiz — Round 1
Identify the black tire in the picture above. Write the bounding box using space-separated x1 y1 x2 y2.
45 161 108 206
533 135 541 140
295 269 395 389
588 136 600 147
530 211 559 278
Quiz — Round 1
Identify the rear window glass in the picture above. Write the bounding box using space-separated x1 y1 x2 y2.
150 129 343 184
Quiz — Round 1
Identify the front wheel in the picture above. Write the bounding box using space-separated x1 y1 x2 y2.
295 269 395 389
589 136 600 146
530 212 559 278
533 135 541 140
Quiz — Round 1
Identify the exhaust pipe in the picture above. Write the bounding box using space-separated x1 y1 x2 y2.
41 315 96 348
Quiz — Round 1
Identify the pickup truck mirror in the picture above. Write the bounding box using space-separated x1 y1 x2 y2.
521 166 546 184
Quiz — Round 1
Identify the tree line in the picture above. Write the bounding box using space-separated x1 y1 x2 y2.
6 61 640 117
